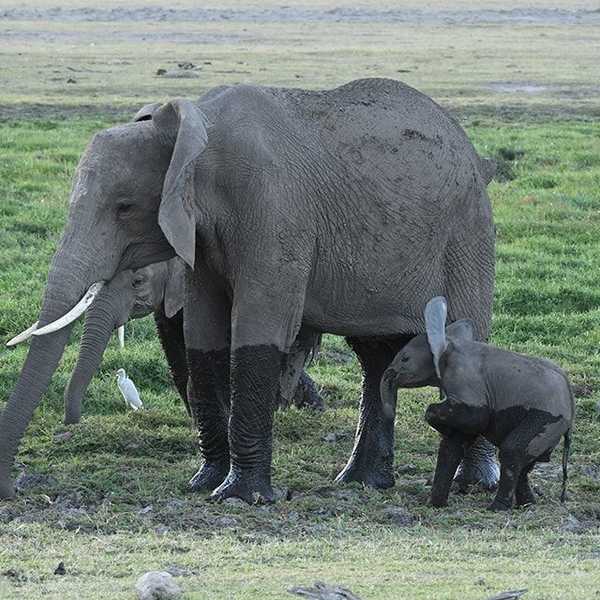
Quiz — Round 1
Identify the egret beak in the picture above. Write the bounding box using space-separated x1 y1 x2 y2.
6 321 40 347
32 282 105 337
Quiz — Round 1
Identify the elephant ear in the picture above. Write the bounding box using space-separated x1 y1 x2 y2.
446 319 476 344
163 258 186 318
133 102 162 122
153 99 209 268
424 296 448 378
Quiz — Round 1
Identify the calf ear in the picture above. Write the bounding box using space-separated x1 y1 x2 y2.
133 102 162 122
424 296 448 378
153 99 209 268
163 258 186 318
446 319 476 344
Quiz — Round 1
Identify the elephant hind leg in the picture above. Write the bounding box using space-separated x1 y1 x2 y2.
335 336 406 489
515 463 536 507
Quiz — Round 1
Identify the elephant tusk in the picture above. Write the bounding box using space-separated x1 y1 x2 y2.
6 321 40 347
117 325 125 349
32 282 105 337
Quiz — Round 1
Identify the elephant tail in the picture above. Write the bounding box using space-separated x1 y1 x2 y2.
560 428 571 503
478 157 497 186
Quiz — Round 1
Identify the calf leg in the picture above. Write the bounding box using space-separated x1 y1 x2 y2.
490 412 567 511
336 338 398 489
430 434 467 507
515 463 536 507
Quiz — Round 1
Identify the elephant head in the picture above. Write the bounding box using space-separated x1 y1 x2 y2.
380 297 476 419
0 99 209 498
63 258 185 425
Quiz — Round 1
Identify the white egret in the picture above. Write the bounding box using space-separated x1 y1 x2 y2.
116 368 143 411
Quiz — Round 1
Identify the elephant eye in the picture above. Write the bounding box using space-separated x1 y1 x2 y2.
117 202 134 217
401 356 410 363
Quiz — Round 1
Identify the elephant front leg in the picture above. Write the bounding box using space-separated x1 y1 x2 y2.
210 345 282 504
184 264 232 493
336 338 397 489
187 348 231 492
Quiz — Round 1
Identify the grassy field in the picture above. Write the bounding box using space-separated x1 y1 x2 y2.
1 2 600 599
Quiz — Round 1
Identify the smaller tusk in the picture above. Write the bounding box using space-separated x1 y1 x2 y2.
117 325 125 349
6 321 39 347
32 282 105 337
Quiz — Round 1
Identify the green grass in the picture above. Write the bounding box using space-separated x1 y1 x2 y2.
1 115 599 600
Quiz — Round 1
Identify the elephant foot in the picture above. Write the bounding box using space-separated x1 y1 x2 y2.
515 490 536 508
209 466 274 504
429 496 449 508
487 497 512 512
335 454 394 489
454 440 500 492
189 460 229 493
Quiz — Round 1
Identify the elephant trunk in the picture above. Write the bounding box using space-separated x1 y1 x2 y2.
0 255 92 499
64 294 119 425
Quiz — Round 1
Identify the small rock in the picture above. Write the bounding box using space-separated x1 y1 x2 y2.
135 571 182 600
177 62 196 70
322 432 338 443
397 464 418 475
66 78 76 84
382 506 416 527
223 497 246 507
215 516 238 528
54 562 66 576
165 498 186 511
486 590 527 600
165 565 192 577
561 514 585 533
274 487 290 501
53 431 73 443
154 525 170 536
138 505 153 515
15 472 56 491
2 568 27 583
156 68 167 76
158 70 199 79
289 581 362 599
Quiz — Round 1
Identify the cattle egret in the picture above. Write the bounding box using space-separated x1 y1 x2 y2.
116 368 143 411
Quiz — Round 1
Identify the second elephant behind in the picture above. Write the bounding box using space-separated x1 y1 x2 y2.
63 257 323 425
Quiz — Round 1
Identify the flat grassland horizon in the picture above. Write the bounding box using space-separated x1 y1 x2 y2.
0 1 599 599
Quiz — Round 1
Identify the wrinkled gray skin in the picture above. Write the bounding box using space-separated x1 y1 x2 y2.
63 257 323 425
0 78 496 503
381 297 574 511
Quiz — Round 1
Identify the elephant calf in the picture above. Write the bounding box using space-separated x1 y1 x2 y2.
381 297 574 511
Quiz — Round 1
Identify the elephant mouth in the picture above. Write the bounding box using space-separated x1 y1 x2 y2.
6 282 105 346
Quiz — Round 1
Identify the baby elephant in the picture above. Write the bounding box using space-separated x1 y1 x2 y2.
381 297 574 511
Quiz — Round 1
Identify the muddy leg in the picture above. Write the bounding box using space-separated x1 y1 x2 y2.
430 434 467 507
336 338 397 489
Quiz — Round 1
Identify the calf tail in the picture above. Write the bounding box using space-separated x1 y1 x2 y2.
560 428 571 503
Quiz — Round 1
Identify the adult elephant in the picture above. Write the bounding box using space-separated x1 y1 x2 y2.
54 257 323 425
0 78 496 502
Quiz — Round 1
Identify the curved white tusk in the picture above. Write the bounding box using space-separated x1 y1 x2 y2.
32 282 105 337
117 325 125 349
6 321 39 347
